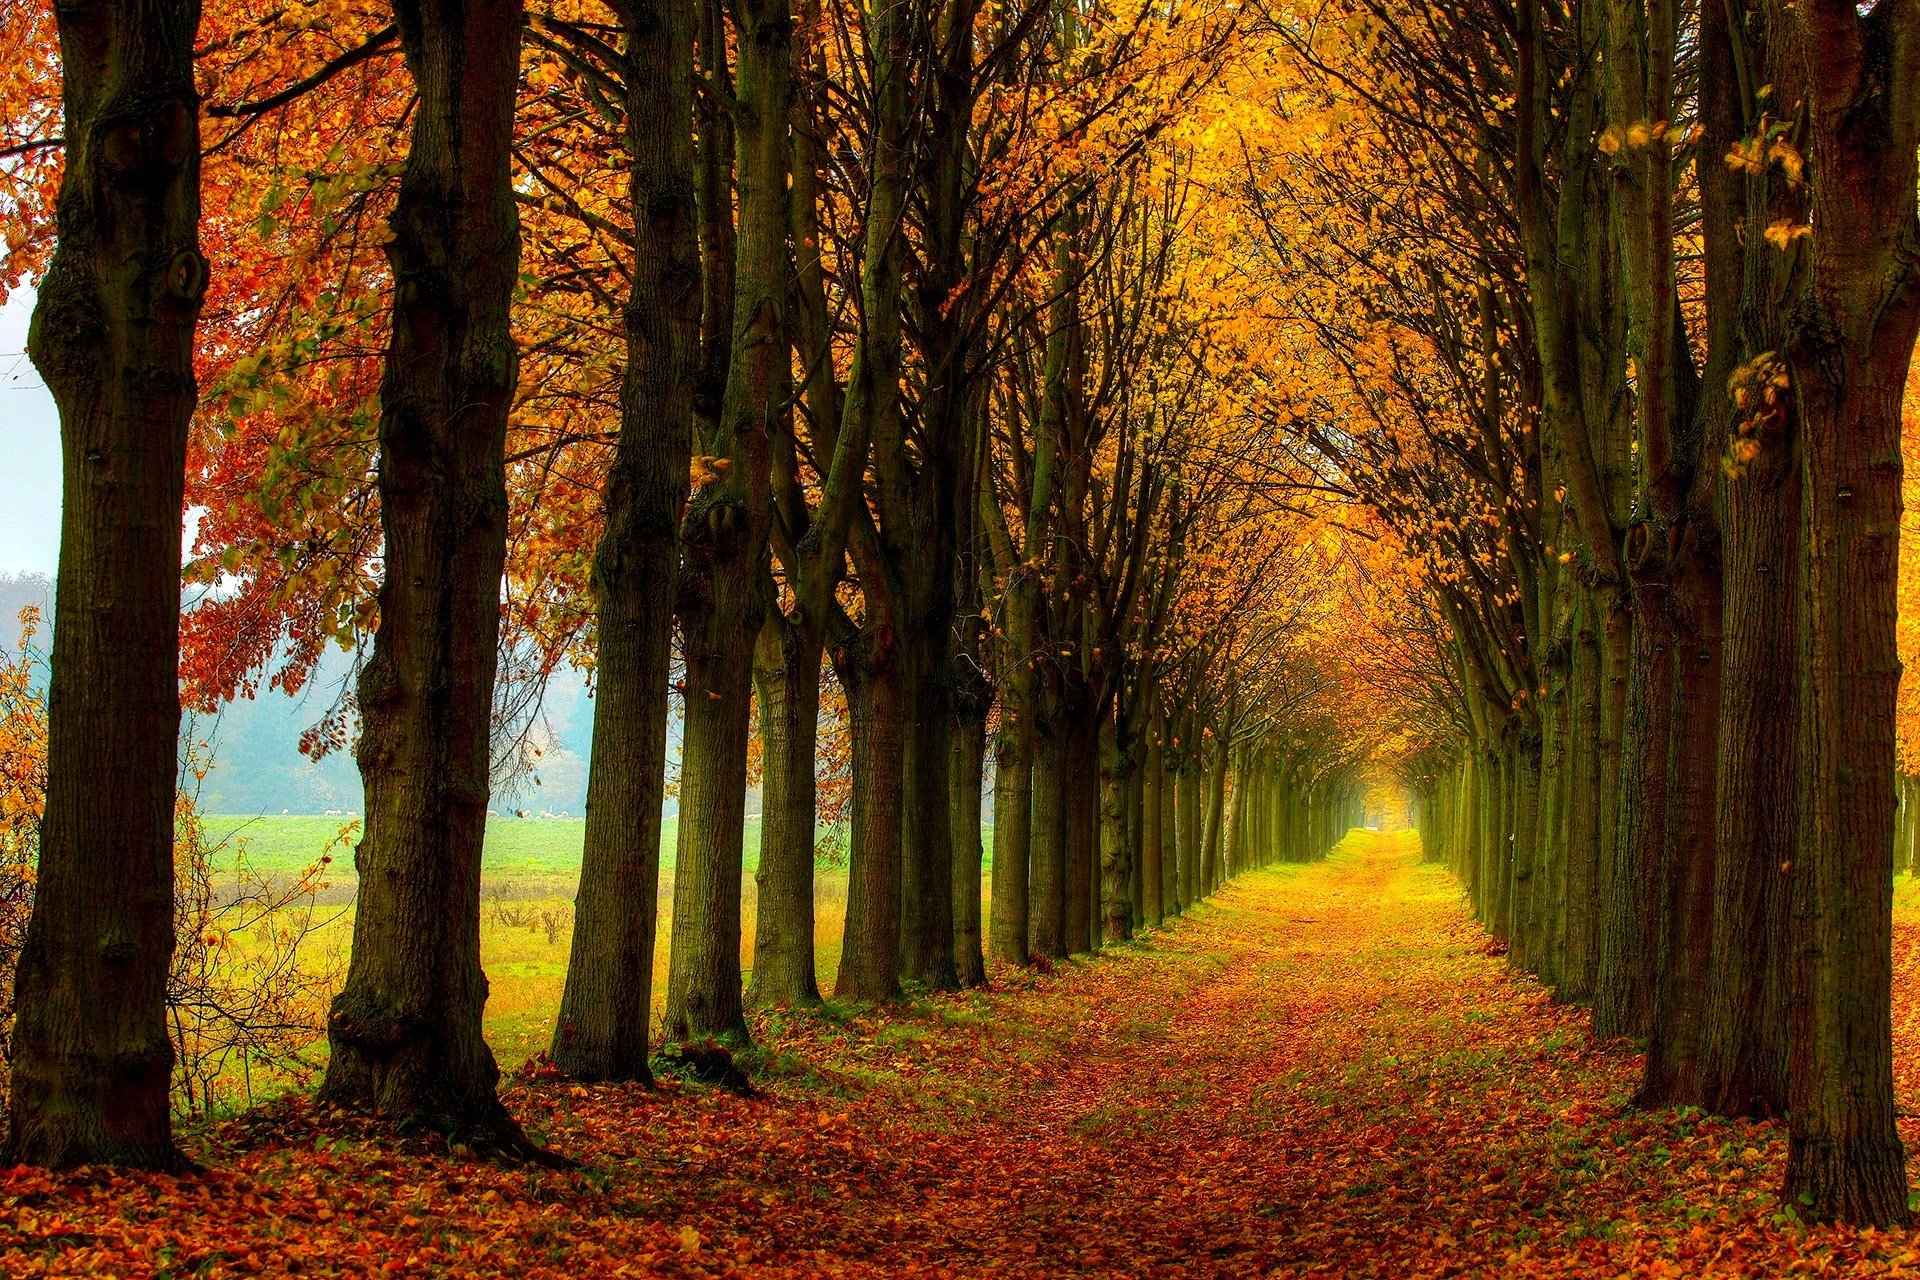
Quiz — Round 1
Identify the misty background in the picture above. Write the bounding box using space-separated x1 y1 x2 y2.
1 289 601 818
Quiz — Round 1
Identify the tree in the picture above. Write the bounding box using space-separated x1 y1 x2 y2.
1776 0 1920 1225
663 0 788 1047
5 0 207 1170
550 0 702 1084
318 0 539 1154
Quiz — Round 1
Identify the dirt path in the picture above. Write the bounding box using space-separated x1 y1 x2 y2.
771 832 1920 1277
10 833 1920 1277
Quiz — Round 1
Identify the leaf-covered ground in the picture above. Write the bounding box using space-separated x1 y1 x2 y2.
10 831 1920 1277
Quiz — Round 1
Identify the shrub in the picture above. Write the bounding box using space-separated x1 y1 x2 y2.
0 607 47 1100
0 608 348 1122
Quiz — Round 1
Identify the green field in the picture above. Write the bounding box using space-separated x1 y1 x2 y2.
184 870 862 1090
195 812 989 1073
201 812 790 900
189 813 804 1074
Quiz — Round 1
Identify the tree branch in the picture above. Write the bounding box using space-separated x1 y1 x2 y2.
205 26 401 118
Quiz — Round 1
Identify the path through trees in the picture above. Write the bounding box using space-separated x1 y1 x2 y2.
6 0 1920 1244
13 831 1920 1276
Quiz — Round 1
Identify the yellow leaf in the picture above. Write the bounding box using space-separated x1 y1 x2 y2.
689 455 732 487
1763 218 1811 249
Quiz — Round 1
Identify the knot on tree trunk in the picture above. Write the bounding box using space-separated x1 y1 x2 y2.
326 987 424 1054
1623 519 1667 582
99 96 195 178
662 1040 754 1094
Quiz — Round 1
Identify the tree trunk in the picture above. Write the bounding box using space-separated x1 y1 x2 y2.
1476 749 1502 929
1597 566 1667 1041
1162 749 1182 903
1786 364 1912 1223
1178 748 1202 908
1508 730 1541 972
1491 747 1512 937
1099 715 1133 943
989 712 1032 964
692 0 734 440
6 0 206 1170
1221 750 1242 878
1896 782 1912 882
1643 521 1724 1105
666 0 787 1044
901 679 960 988
1899 778 1917 878
835 632 907 1000
1771 1 1920 1221
316 0 532 1154
1593 596 1632 961
663 626 754 1045
1127 752 1145 923
1063 711 1097 954
551 0 699 1083
1143 726 1165 926
1704 391 1799 1115
1560 603 1605 1000
1203 742 1228 895
1028 720 1069 959
896 0 978 991
748 612 822 1007
1535 629 1568 990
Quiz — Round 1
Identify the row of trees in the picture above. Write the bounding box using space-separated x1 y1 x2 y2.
0 0 1377 1169
1213 0 1920 1228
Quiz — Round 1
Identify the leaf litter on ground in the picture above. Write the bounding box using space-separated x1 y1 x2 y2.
10 831 1920 1277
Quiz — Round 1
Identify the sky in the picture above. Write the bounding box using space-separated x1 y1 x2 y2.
0 288 60 577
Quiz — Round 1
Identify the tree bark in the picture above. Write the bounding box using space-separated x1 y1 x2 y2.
316 0 533 1154
901 680 960 988
662 601 754 1046
1787 358 1913 1223
552 0 700 1084
1126 751 1145 922
1178 743 1202 909
989 711 1033 963
895 0 982 992
835 631 908 1000
6 0 207 1170
1560 603 1605 1000
1099 714 1134 943
949 545 991 986
1063 710 1098 954
1508 730 1541 971
1028 720 1069 959
665 0 788 1045
1772 0 1920 1224
828 0 912 998
1203 742 1228 895
1223 747 1246 880
1643 524 1722 1105
1143 723 1165 926
692 0 734 440
748 612 822 1007
1596 562 1666 1041
1161 743 1181 906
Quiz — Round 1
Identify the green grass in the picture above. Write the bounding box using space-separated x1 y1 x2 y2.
204 810 991 898
187 809 997 1091
1897 871 1920 914
201 870 863 1088
201 812 795 900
